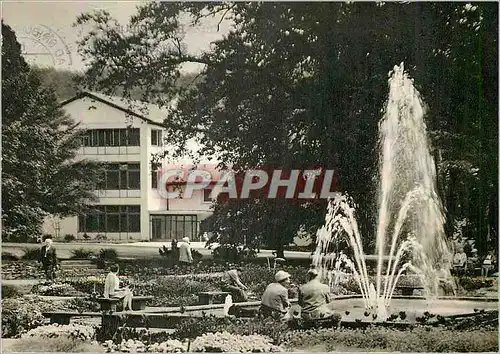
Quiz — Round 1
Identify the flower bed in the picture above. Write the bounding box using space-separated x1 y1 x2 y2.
2 261 41 279
61 265 310 307
100 317 497 353
102 333 283 353
31 282 85 297
21 323 96 341
1 295 95 338
191 332 283 352
283 326 499 352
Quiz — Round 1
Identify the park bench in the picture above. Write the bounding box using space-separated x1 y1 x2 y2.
197 291 230 305
42 311 101 325
395 285 424 296
96 296 154 311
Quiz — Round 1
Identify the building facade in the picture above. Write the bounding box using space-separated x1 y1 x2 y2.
42 91 214 242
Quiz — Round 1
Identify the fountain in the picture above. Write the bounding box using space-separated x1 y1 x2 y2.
312 63 454 319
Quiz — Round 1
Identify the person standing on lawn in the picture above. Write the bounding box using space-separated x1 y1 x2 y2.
260 270 292 320
104 264 133 311
221 268 249 302
179 237 193 267
298 268 334 320
38 237 58 282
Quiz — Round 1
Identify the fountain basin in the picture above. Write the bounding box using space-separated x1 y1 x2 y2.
330 296 498 323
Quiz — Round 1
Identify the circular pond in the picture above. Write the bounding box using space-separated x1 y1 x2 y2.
331 296 498 322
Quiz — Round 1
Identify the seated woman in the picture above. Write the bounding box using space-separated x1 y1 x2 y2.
104 264 133 311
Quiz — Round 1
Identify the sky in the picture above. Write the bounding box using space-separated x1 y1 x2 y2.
2 0 232 73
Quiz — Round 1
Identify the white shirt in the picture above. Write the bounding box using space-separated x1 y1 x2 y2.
483 255 493 265
453 252 467 267
103 272 120 298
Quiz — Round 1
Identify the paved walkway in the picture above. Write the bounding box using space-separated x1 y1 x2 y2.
2 242 313 260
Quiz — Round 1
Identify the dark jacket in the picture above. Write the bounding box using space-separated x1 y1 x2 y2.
39 246 57 266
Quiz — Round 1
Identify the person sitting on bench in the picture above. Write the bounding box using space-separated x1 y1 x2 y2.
260 271 292 321
104 264 133 311
481 251 495 277
298 268 334 321
452 246 467 275
221 268 248 302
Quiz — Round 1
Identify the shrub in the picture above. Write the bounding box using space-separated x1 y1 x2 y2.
21 247 40 261
284 326 499 352
1 296 97 338
42 234 53 242
2 252 20 261
458 277 494 291
173 314 291 345
70 248 95 259
173 314 229 340
212 244 256 262
96 248 119 268
21 323 96 341
1 297 45 338
1 284 21 299
63 234 76 242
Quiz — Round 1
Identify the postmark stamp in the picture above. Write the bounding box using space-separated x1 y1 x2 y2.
17 24 73 68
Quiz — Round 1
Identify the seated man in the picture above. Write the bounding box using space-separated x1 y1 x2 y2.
104 264 133 311
452 246 467 275
299 268 334 320
221 268 249 302
260 270 292 321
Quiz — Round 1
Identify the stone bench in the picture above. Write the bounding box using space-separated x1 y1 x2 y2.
42 311 101 325
396 285 424 296
96 296 154 311
197 291 230 305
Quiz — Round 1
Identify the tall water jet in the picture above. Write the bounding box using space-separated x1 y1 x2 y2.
312 63 453 318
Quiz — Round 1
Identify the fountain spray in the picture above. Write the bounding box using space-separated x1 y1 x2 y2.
312 63 453 319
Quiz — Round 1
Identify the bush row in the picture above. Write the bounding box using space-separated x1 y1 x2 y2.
284 326 498 352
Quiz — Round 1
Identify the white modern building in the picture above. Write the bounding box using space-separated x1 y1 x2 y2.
42 91 215 242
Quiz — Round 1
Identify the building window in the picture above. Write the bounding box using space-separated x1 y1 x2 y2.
151 162 161 189
151 214 197 240
151 129 163 146
97 163 140 190
78 205 141 233
203 188 213 202
127 128 140 146
81 128 140 147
